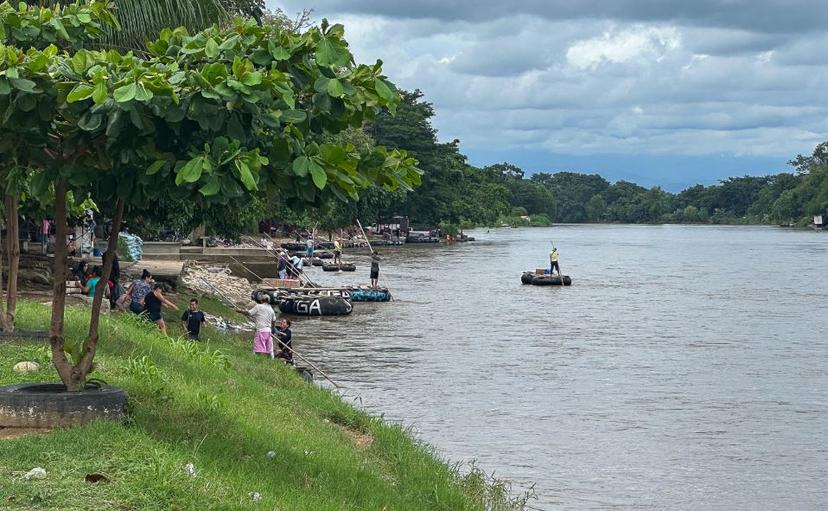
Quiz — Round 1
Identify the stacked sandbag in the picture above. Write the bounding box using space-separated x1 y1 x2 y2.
117 232 144 262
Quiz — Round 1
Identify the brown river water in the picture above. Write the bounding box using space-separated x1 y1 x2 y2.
284 225 828 510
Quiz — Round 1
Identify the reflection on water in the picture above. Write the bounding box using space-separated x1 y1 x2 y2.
289 225 828 510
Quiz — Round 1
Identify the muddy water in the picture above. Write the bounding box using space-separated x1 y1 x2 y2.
289 225 828 510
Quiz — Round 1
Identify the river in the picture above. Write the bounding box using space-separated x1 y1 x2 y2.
291 225 828 510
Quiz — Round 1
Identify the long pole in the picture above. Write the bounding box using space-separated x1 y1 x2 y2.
229 255 264 282
355 219 374 254
242 235 318 288
274 337 341 389
198 276 244 312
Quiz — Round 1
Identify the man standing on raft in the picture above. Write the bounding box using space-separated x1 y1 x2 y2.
549 246 560 276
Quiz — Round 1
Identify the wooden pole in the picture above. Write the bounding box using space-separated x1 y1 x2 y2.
229 255 264 282
274 336 341 389
242 235 318 288
355 219 373 253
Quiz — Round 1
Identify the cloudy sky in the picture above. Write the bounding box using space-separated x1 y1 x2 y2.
267 0 828 190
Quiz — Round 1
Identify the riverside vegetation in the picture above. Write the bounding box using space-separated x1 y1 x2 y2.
0 300 532 510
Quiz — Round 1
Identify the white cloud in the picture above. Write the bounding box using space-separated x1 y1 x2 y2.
566 26 680 70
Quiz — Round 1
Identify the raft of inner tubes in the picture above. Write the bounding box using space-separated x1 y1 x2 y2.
322 263 356 272
276 295 353 316
302 257 324 266
521 272 572 286
346 288 392 302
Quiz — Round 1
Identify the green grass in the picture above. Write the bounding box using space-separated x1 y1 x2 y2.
0 301 530 510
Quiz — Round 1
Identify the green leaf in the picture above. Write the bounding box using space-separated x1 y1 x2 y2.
218 34 240 51
77 112 102 131
113 82 137 103
199 176 221 196
313 76 330 93
316 37 350 67
281 110 306 124
0 79 9 96
309 160 327 189
241 71 262 86
292 156 310 177
9 78 36 92
67 84 94 103
146 160 166 176
92 81 107 104
175 156 204 185
326 78 344 98
77 12 92 23
236 161 257 191
134 82 153 101
205 38 219 58
374 78 396 102
268 41 290 60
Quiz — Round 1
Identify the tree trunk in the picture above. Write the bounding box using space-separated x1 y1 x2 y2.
4 194 20 332
0 217 4 332
73 198 124 387
50 178 73 388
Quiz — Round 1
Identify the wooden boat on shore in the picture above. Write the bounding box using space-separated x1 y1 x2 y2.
521 272 572 286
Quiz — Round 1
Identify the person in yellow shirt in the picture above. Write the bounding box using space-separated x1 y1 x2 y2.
333 237 343 264
549 247 560 275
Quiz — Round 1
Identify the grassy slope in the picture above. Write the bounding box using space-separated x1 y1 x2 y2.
0 301 523 510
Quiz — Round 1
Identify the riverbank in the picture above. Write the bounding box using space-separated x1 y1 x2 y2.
0 300 528 510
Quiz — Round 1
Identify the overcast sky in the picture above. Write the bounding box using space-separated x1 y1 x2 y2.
267 0 827 190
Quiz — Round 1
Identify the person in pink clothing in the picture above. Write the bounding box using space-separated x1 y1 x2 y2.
248 295 277 357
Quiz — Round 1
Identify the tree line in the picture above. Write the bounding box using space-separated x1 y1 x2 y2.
318 90 828 229
216 88 826 237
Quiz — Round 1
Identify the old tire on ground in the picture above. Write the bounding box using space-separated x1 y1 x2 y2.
0 383 127 429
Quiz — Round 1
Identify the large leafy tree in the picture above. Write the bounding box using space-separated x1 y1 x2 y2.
0 0 116 331
2 3 419 391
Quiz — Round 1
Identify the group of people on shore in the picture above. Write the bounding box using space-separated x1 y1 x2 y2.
71 252 121 308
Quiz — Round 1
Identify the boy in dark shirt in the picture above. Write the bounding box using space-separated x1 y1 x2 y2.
181 298 206 340
273 318 293 363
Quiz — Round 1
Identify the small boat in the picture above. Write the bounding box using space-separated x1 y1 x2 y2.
521 272 572 286
276 295 353 316
322 262 356 272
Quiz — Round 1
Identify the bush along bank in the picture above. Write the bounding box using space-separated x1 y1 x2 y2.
0 301 531 510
